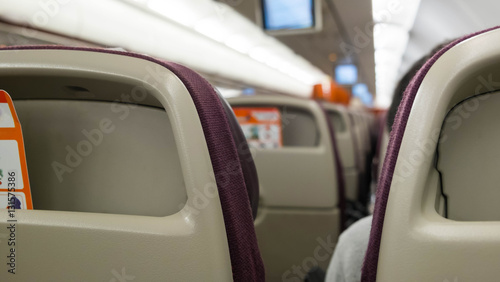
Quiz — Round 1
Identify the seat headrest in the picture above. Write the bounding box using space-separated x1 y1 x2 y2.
362 26 500 282
0 45 265 281
318 101 346 230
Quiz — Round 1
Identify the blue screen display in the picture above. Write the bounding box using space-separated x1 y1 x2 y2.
262 0 315 31
352 83 373 107
352 83 368 96
335 64 358 85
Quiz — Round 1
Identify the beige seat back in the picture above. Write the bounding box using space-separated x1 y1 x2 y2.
438 92 500 221
323 103 360 201
363 27 500 282
0 47 264 281
229 95 341 281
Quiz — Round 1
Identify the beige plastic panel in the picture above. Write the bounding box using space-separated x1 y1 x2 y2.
255 208 340 281
377 29 500 281
253 148 337 208
352 112 371 156
323 103 360 201
362 112 376 131
343 168 360 202
323 104 356 169
438 92 500 221
281 107 320 147
0 50 232 281
14 100 186 217
228 95 340 281
229 96 338 208
348 112 367 174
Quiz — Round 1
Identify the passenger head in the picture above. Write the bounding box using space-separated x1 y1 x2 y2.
387 41 453 130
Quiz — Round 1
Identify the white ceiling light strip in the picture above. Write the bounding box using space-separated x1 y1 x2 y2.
216 86 243 98
0 0 329 97
372 0 421 108
141 0 326 85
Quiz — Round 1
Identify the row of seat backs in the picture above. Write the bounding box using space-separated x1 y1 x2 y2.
352 111 378 205
363 26 500 281
322 103 360 202
322 103 377 204
226 95 376 279
228 95 344 281
351 111 374 159
228 95 342 209
0 46 264 281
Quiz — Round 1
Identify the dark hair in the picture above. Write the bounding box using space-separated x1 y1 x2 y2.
386 41 453 130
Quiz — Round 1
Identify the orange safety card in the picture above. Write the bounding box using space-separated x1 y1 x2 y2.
233 107 283 149
0 90 33 210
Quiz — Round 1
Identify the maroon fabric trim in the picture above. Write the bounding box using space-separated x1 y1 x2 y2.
371 112 387 184
361 26 500 282
216 90 260 220
0 45 265 281
317 101 347 231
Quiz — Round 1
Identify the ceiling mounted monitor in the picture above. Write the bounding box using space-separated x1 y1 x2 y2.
259 0 322 35
352 83 374 107
352 83 368 96
335 64 358 85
